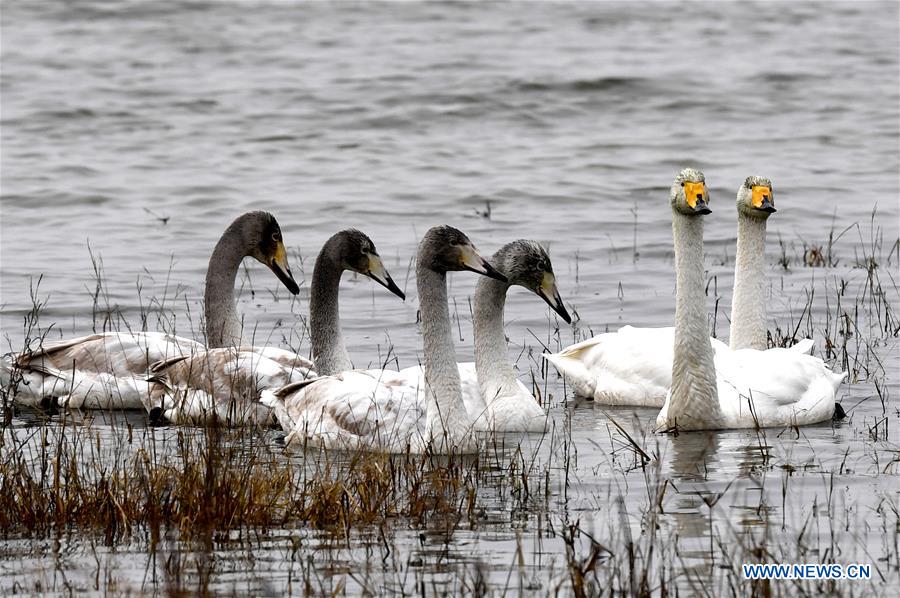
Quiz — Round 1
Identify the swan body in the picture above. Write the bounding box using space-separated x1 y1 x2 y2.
263 226 507 453
3 212 301 412
658 168 843 431
2 332 204 409
544 175 812 407
392 240 571 432
146 348 316 425
544 326 729 406
263 369 423 451
544 326 813 408
149 229 404 426
389 361 534 432
657 346 845 430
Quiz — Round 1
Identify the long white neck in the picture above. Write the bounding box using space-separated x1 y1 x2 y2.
473 277 521 412
204 231 246 348
417 263 470 450
667 211 721 430
730 214 769 350
309 237 352 376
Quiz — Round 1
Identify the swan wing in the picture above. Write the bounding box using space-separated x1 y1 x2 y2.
22 332 202 374
7 332 202 409
544 326 676 406
264 370 425 452
659 348 845 430
239 346 316 371
151 348 315 425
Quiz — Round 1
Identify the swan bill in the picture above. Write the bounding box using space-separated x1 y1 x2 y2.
460 245 508 282
684 181 711 214
693 199 712 215
269 241 300 295
538 272 571 324
365 253 406 300
751 185 776 213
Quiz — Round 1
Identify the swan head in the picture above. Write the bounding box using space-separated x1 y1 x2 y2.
238 211 300 295
737 176 776 217
492 240 571 324
670 168 711 216
334 229 405 300
419 226 507 282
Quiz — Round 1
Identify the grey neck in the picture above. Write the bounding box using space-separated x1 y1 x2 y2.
668 211 721 429
204 228 247 348
473 276 518 408
417 262 469 447
729 214 769 350
309 235 353 376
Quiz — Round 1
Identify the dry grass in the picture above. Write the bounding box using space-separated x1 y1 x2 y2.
1 216 898 595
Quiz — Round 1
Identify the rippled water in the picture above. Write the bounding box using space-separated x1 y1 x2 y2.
1 1 898 594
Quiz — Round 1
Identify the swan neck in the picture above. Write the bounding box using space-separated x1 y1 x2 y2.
310 237 352 376
473 277 519 412
204 228 246 348
668 211 721 428
730 214 769 350
417 263 469 448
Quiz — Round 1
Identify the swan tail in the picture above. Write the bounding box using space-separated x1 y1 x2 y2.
260 388 294 433
832 402 846 420
790 338 815 354
830 369 848 391
542 351 596 399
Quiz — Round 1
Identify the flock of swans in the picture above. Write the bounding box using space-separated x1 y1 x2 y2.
1 168 845 453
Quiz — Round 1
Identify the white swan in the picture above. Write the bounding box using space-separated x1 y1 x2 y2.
262 226 508 453
656 168 844 431
396 240 571 432
543 175 810 406
2 211 303 411
148 229 405 426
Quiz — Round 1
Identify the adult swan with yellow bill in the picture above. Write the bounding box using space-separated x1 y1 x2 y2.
543 171 812 407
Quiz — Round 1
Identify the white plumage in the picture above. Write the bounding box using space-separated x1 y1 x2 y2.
658 168 843 431
657 346 845 430
544 175 816 408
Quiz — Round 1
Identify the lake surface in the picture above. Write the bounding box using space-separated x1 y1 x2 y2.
1 1 898 594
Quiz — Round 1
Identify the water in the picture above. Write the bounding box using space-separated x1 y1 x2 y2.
1 1 898 594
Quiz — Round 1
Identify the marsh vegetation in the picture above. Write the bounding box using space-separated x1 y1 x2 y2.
1 216 897 596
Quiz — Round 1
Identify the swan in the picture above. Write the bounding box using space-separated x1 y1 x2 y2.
261 225 508 453
656 168 844 431
543 175 810 406
147 229 406 426
396 240 571 432
729 176 811 353
2 211 303 411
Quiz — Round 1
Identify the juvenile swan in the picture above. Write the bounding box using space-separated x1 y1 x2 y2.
400 240 571 432
262 226 508 453
2 211 301 410
657 169 844 431
543 175 808 406
148 229 405 426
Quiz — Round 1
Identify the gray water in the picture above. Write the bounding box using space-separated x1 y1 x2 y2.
1 1 898 595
